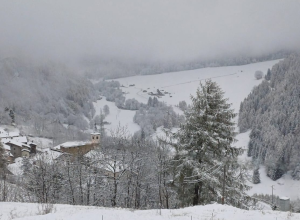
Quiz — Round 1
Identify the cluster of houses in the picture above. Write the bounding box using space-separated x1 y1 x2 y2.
0 126 101 164
0 129 37 163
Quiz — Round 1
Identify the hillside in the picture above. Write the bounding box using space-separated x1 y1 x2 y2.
0 58 97 143
238 54 300 181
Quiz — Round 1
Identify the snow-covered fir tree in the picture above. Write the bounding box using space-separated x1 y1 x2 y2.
0 142 6 172
21 157 32 175
252 168 261 184
170 79 250 208
265 68 271 80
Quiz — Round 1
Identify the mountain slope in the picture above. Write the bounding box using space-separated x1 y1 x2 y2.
0 58 97 141
238 54 300 180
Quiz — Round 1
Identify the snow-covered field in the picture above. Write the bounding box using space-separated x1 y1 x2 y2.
116 60 281 116
1 202 299 220
94 59 280 133
93 99 140 134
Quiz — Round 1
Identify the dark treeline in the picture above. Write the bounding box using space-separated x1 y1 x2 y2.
238 54 300 180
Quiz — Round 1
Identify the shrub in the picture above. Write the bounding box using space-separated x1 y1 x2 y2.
255 71 263 80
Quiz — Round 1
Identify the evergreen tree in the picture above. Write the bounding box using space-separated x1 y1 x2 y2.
21 157 32 175
147 97 153 107
292 163 300 180
265 68 271 80
171 80 250 207
252 168 261 184
99 109 106 138
0 142 7 172
103 105 110 116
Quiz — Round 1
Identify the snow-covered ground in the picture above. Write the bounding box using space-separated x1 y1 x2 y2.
93 98 140 134
115 59 281 118
0 202 299 220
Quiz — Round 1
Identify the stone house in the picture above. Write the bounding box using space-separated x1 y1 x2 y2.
6 141 33 158
53 133 101 156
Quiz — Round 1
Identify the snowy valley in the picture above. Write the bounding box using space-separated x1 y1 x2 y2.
1 1 300 219
2 59 300 219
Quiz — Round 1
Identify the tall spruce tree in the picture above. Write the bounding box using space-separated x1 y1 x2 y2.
0 142 6 172
252 168 261 184
265 68 271 80
171 79 250 207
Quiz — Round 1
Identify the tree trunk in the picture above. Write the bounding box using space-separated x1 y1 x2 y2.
193 183 199 206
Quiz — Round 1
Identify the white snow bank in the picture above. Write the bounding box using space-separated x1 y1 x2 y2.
0 202 298 220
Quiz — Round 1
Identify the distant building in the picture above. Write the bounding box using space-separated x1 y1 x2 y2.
279 197 290 211
52 133 101 156
91 132 101 144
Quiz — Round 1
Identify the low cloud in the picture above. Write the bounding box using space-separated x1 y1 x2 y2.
1 0 299 64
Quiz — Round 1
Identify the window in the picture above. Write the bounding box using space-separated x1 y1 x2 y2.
96 136 98 139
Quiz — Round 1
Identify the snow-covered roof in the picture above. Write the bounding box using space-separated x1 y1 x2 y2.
1 136 28 144
91 132 101 135
28 141 37 146
22 148 30 152
22 144 31 149
3 144 10 151
34 148 63 163
54 141 89 149
0 131 19 138
6 140 23 147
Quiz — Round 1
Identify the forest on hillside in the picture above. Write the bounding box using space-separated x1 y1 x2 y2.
238 54 300 181
0 58 97 143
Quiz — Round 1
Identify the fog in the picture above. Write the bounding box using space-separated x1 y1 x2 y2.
1 0 300 64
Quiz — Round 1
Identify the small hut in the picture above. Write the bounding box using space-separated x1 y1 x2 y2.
279 197 290 211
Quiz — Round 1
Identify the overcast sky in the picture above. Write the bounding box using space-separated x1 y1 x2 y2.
1 0 300 64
